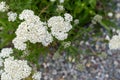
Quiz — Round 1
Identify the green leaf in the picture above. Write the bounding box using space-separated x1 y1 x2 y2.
89 0 96 9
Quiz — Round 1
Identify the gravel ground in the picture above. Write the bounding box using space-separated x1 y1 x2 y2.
37 49 120 80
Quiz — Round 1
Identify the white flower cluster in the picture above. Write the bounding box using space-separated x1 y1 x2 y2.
13 9 53 50
0 1 9 12
0 48 13 68
32 72 42 80
115 13 120 19
1 57 32 80
62 41 71 48
19 9 34 20
0 48 13 58
74 19 79 25
56 5 64 11
13 9 73 50
0 48 32 80
7 11 17 22
108 12 113 18
48 13 72 40
92 15 102 24
109 34 120 50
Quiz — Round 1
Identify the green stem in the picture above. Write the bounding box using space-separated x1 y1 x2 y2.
99 21 110 31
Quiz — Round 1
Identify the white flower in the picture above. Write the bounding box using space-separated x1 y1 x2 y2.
108 12 113 17
0 26 3 30
64 13 73 22
19 9 34 20
41 32 53 46
80 41 84 45
116 30 120 35
1 57 32 80
109 35 120 49
59 0 64 3
53 32 68 40
56 5 64 11
92 15 102 24
48 16 64 27
12 37 27 50
0 48 13 58
112 28 116 33
0 70 3 75
85 41 89 46
62 41 71 48
105 35 110 41
48 14 72 40
32 72 42 80
74 19 79 25
50 0 56 2
7 11 17 22
0 1 9 12
115 13 120 19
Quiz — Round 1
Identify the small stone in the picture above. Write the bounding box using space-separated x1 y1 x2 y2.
52 70 57 75
117 3 120 7
95 44 99 50
53 52 61 60
59 78 64 80
72 58 75 62
105 74 109 78
86 62 91 67
114 61 119 66
68 56 72 62
43 63 47 68
85 41 89 46
44 76 48 80
50 78 53 80
105 35 110 41
107 50 113 55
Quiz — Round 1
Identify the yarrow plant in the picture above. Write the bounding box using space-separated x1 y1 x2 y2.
1 57 32 80
0 0 117 80
12 9 73 50
0 48 32 80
